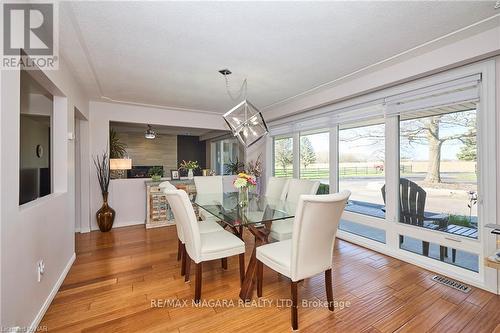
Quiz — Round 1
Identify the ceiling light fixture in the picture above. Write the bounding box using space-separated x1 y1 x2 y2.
145 124 156 139
220 69 268 147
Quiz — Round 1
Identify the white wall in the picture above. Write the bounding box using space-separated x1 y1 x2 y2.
0 56 89 330
87 101 227 231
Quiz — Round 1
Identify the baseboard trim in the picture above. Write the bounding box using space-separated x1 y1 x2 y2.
90 220 143 231
29 252 76 331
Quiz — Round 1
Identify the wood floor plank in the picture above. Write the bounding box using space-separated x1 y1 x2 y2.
38 225 499 333
428 301 481 333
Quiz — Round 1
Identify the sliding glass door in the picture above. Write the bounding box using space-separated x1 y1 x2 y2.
398 105 479 271
211 138 240 175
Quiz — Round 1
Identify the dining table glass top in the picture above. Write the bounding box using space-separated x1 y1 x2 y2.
192 192 297 227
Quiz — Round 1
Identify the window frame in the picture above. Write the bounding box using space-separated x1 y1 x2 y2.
267 60 497 292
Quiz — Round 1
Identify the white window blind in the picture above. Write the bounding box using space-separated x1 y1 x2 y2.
268 100 384 135
385 74 481 117
269 74 481 136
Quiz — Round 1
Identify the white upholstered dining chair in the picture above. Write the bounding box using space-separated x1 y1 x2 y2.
270 178 320 241
161 181 224 276
265 177 289 200
193 176 223 221
256 190 351 330
164 188 246 303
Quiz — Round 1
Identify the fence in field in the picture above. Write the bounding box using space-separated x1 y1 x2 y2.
274 165 413 178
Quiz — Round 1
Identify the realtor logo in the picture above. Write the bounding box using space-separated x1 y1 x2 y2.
2 2 58 69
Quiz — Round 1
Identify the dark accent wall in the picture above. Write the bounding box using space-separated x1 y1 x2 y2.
177 135 207 176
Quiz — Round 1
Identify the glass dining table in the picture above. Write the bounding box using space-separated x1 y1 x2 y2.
192 192 297 301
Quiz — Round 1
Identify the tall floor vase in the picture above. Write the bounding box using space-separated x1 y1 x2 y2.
96 192 115 232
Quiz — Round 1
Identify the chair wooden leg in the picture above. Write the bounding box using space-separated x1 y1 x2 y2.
257 260 263 297
185 255 191 282
439 246 446 261
325 268 334 312
177 239 182 261
291 281 298 330
221 258 228 270
239 253 245 285
194 262 202 303
422 241 430 257
180 244 186 276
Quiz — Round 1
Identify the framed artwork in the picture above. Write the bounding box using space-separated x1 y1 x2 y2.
170 169 180 180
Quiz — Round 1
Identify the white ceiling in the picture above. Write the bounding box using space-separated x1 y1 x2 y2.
60 1 499 114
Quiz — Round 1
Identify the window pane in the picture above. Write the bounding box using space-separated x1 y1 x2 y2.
20 71 53 205
300 131 329 193
399 108 478 239
399 235 478 272
339 122 385 218
274 137 293 178
339 220 386 243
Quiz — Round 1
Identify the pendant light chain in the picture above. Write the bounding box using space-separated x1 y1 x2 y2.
224 74 248 102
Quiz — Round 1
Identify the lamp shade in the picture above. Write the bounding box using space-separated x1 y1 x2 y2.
222 99 268 147
110 158 132 170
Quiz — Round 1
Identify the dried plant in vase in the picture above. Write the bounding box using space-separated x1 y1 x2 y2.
93 151 115 232
246 154 263 194
179 160 199 179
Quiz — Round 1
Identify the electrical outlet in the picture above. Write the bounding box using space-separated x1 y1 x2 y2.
37 259 45 282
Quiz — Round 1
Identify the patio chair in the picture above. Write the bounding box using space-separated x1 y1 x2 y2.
381 178 452 261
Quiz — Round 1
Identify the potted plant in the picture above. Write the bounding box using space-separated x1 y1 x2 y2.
233 172 257 207
93 151 115 232
179 160 199 179
224 158 244 175
148 166 164 182
109 128 127 158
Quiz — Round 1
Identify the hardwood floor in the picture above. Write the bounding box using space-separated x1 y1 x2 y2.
40 225 499 332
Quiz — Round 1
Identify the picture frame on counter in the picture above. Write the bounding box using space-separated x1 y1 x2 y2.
170 169 180 180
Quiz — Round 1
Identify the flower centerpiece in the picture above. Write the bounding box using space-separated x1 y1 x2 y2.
233 172 257 207
179 160 199 179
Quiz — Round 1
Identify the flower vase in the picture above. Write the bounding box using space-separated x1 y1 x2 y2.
188 169 194 179
96 192 115 232
239 186 249 208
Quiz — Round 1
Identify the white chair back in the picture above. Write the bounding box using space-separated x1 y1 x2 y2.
194 176 223 194
265 177 289 200
290 191 350 281
283 179 320 203
159 181 177 192
160 182 185 242
164 189 202 262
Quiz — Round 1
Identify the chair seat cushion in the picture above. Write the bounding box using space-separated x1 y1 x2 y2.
270 218 293 241
200 230 245 261
198 220 224 234
256 239 292 278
